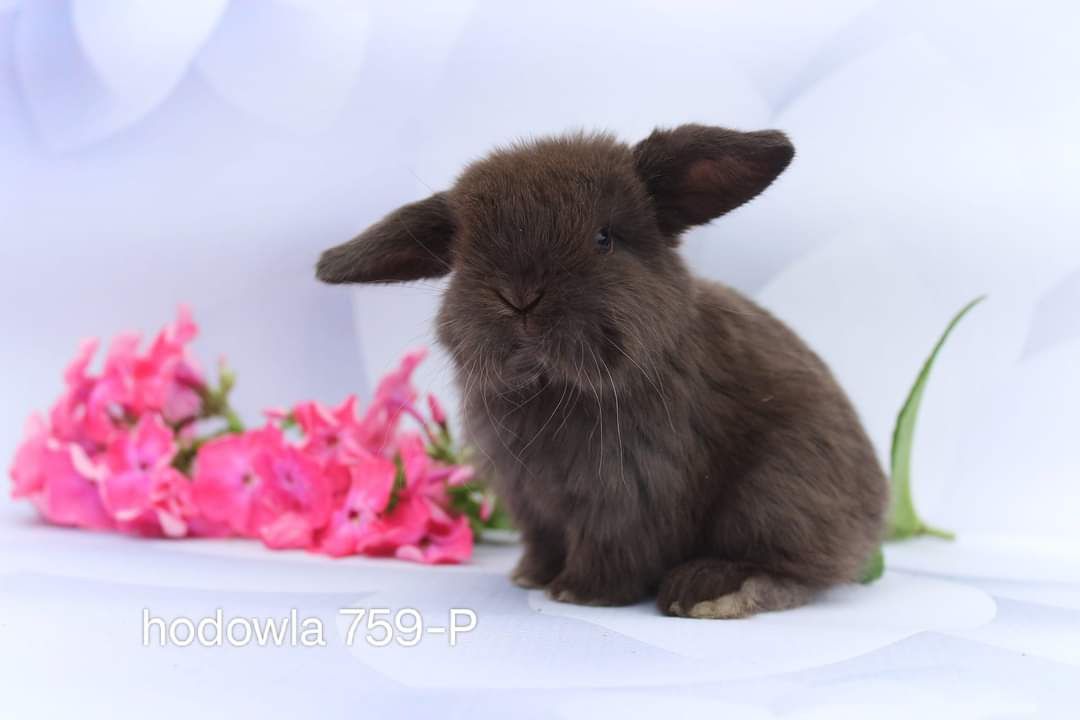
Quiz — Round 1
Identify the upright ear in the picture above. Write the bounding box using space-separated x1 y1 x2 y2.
633 124 794 238
316 192 455 284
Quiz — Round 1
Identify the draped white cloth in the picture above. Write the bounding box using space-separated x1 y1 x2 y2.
1 1 1079 717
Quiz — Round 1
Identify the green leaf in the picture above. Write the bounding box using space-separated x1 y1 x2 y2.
858 545 885 584
887 295 985 541
383 458 407 514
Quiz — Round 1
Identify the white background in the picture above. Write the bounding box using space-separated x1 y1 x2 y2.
1 2 1079 717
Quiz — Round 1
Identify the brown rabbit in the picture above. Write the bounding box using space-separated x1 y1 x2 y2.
317 125 888 618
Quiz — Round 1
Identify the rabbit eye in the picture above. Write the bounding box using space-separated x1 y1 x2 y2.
594 227 613 254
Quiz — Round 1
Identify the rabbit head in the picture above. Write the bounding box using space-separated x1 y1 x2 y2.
316 125 793 392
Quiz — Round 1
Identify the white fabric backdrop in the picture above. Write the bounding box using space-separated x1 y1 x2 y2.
3 1 1079 540
2 2 1080 717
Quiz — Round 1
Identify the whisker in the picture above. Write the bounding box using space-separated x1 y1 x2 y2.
551 340 587 439
585 345 606 483
519 371 570 452
480 353 532 477
603 335 676 434
598 353 627 494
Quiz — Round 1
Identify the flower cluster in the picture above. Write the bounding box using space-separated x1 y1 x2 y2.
9 307 496 564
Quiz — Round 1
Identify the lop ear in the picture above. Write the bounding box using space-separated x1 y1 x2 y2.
633 124 794 238
316 192 455 284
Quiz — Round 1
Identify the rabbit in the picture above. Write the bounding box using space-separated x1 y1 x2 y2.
316 125 888 618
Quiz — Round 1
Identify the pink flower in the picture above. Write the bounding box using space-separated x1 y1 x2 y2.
397 432 471 502
36 442 113 531
103 413 176 477
64 337 99 387
192 425 332 548
69 334 136 448
99 414 193 537
45 307 207 456
361 490 432 556
89 332 166 435
10 414 50 500
292 395 364 462
162 373 203 427
427 393 448 428
319 450 397 557
191 428 270 536
146 306 204 424
374 348 427 409
12 327 478 565
432 464 475 488
48 338 101 450
425 513 474 564
263 406 289 423
363 432 475 564
395 509 474 565
250 432 332 549
146 467 197 538
357 348 427 453
86 307 205 441
398 432 430 492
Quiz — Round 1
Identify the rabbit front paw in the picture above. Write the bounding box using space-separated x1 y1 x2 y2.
545 568 644 607
511 545 564 589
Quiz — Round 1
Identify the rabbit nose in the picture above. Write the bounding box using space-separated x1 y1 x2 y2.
498 287 545 315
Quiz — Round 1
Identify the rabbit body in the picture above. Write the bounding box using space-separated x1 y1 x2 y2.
318 125 888 617
458 276 886 616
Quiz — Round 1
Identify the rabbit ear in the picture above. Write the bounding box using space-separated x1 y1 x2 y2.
316 193 455 284
633 125 794 238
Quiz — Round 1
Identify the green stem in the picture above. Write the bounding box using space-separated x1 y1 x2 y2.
886 295 984 541
920 524 956 541
221 405 245 434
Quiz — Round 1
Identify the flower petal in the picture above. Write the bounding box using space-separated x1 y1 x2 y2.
100 469 151 522
9 414 50 499
40 443 113 530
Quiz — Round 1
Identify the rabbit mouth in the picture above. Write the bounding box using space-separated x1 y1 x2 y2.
500 333 619 395
449 303 626 395
492 340 548 389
